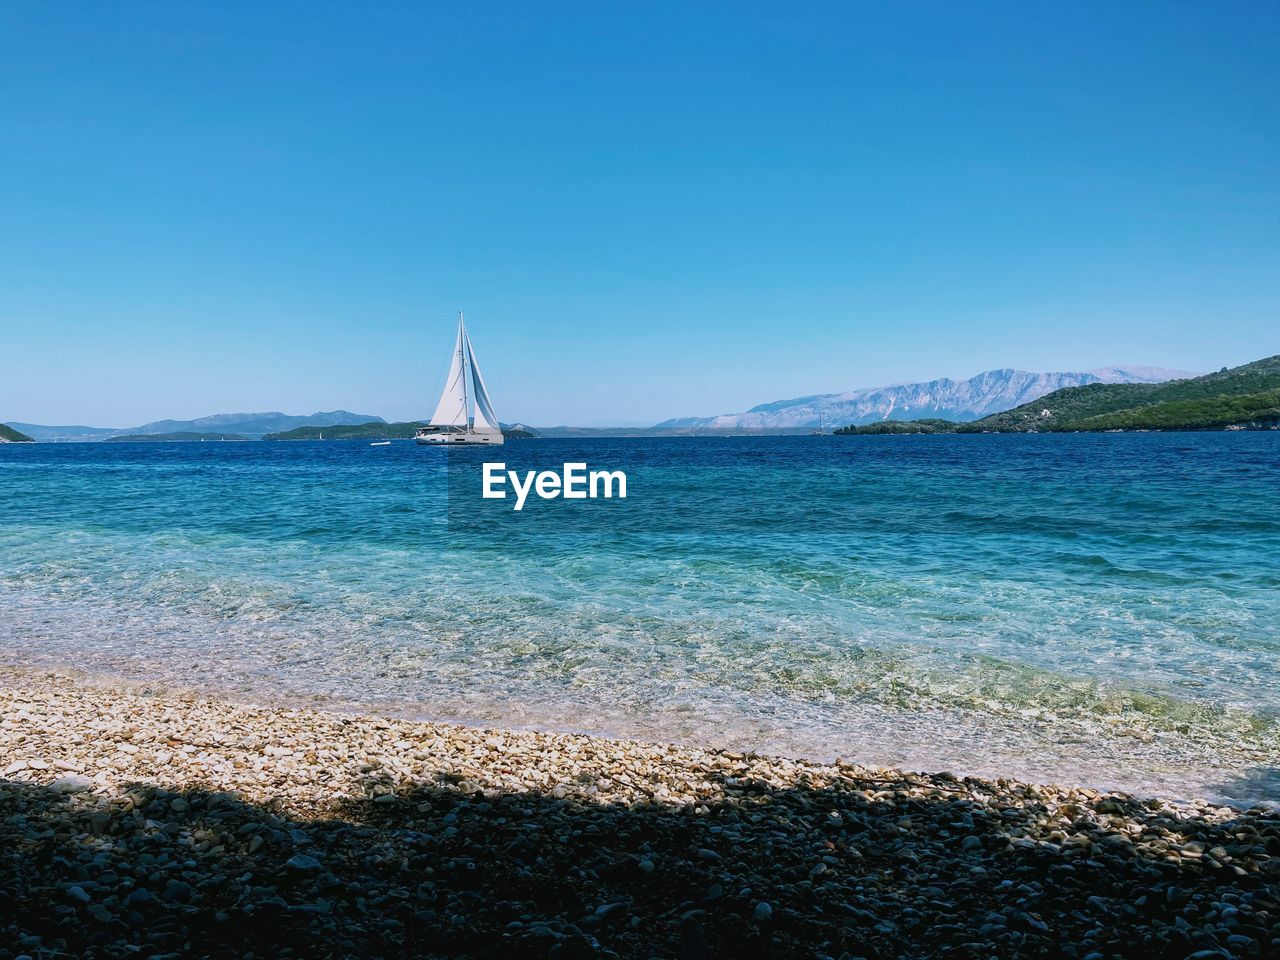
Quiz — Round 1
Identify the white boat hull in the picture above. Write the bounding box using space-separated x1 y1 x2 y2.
416 431 504 445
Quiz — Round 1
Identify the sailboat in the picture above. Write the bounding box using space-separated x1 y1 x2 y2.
415 312 504 445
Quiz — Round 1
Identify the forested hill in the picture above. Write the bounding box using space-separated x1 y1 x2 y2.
265 422 425 440
0 424 34 442
971 355 1280 432
835 355 1280 433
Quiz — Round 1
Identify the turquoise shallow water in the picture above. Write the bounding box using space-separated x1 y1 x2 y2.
2 434 1277 804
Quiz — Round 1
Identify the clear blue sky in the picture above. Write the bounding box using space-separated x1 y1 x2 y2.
2 2 1276 427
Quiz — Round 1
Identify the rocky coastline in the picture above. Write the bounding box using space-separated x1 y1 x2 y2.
1 667 1276 959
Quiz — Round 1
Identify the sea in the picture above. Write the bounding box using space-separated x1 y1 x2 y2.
2 433 1277 806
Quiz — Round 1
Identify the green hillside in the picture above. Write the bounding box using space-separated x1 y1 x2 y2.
963 383 1162 432
963 355 1280 432
833 419 954 435
834 355 1280 434
0 423 35 442
106 432 249 442
1067 388 1280 431
265 422 539 440
265 422 425 440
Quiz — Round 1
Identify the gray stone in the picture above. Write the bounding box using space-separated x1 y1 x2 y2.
51 775 94 794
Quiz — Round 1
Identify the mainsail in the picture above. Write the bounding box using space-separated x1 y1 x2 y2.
428 313 501 435
465 328 501 434
429 320 468 427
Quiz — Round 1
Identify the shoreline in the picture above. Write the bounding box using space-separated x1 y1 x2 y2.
3 646 1274 812
2 666 1277 958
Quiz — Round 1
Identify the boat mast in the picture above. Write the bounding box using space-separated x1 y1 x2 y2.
458 311 470 432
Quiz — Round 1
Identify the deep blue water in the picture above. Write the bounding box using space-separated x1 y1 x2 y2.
2 434 1277 803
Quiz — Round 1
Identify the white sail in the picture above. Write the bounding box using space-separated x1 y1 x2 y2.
465 328 501 434
416 312 504 445
429 320 468 427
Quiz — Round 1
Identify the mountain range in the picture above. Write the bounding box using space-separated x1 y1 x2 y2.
4 367 1204 441
6 411 383 442
836 354 1280 434
653 366 1200 431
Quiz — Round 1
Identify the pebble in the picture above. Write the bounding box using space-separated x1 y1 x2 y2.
126 888 153 906
49 774 94 794
0 666 1276 960
595 902 627 922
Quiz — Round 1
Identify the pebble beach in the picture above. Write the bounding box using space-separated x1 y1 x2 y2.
1 666 1277 959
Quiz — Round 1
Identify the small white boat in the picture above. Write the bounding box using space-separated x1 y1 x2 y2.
370 441 391 446
416 312 504 445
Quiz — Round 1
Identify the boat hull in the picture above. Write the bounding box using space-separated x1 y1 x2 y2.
415 432 504 445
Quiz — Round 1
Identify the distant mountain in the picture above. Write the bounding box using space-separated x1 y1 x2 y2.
5 422 120 442
105 432 250 442
265 421 536 441
533 425 685 438
835 355 1280 434
129 411 384 440
0 424 34 443
655 366 1200 431
7 411 384 442
266 421 423 441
